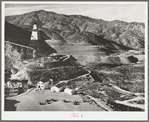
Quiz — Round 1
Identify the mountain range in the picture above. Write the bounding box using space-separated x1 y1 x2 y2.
5 10 145 50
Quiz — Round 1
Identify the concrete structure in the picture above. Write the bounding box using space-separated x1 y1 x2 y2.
51 86 61 92
51 82 66 92
37 81 45 90
26 23 40 58
64 88 75 95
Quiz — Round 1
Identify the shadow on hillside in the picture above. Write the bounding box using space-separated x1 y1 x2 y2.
4 99 20 111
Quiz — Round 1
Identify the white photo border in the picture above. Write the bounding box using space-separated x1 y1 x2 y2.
1 1 148 120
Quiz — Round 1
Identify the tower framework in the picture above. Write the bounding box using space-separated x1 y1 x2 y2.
26 23 40 58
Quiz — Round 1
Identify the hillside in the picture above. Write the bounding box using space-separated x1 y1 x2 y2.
4 10 145 112
5 21 57 57
5 10 145 50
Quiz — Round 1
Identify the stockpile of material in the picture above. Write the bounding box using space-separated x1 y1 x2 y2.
100 55 138 65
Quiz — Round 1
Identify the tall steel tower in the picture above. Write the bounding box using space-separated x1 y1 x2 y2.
26 23 40 59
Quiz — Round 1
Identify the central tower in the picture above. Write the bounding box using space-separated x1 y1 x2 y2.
26 23 40 59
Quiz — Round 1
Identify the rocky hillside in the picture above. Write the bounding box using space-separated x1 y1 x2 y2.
5 21 57 72
5 10 145 50
5 22 57 57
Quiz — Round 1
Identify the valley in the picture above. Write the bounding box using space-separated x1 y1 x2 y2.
4 10 145 111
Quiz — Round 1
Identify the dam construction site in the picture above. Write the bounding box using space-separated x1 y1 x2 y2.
4 15 145 112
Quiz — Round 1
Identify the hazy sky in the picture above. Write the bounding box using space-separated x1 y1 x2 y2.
5 3 146 23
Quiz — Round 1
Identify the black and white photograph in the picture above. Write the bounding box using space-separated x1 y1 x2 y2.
1 1 148 120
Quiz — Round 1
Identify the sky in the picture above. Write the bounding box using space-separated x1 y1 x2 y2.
4 3 146 23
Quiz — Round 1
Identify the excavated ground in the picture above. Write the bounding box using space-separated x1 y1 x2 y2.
5 90 105 111
85 63 144 93
5 47 145 111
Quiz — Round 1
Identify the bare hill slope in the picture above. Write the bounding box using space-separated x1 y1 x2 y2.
5 10 145 50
